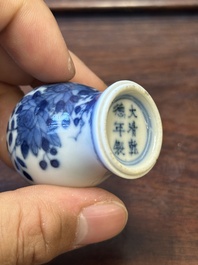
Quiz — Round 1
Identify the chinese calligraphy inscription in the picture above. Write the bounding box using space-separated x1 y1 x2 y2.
107 97 148 164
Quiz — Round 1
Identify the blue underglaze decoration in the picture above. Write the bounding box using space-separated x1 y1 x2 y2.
111 94 152 166
7 82 100 181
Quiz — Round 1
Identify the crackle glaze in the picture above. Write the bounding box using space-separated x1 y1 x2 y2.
6 81 163 187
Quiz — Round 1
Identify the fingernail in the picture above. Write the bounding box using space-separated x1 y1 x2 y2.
75 202 128 247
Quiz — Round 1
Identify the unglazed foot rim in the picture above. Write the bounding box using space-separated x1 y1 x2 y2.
92 80 163 179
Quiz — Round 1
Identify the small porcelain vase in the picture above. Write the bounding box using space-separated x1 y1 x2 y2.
7 80 162 187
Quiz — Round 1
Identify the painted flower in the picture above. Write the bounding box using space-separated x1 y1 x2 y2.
8 82 100 182
16 107 48 156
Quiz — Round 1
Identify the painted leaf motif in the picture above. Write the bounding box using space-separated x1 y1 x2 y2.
16 135 23 146
38 100 48 111
16 157 27 168
15 104 23 114
75 106 81 114
74 118 80 126
65 101 73 114
63 92 72 102
42 110 49 122
11 83 99 176
28 100 37 108
8 133 13 146
52 84 69 93
26 130 34 146
21 141 29 159
14 160 20 171
55 100 65 112
22 171 33 181
85 98 97 111
11 119 15 130
42 137 50 152
70 95 79 103
31 141 38 156
53 93 65 104
78 90 91 96
33 127 42 147
32 90 42 99
37 115 48 133
48 133 61 147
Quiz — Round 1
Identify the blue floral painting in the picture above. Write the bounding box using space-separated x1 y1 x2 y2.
7 83 100 182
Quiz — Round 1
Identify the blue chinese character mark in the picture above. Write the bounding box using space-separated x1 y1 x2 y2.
128 104 137 118
128 139 138 155
128 121 138 136
113 140 125 156
113 122 125 137
113 103 125 117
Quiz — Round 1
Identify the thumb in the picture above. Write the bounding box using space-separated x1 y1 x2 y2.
0 185 128 265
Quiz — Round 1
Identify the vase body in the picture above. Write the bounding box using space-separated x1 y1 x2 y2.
7 81 162 187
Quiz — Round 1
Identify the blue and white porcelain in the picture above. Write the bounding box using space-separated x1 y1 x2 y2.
6 80 162 187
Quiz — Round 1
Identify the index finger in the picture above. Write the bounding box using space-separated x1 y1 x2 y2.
0 0 106 90
0 0 75 83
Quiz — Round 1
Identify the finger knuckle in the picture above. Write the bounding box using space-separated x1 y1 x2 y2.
15 202 59 265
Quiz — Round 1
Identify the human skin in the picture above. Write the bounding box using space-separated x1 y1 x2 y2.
0 1 128 264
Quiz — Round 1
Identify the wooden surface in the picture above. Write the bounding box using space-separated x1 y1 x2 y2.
46 0 198 10
1 5 198 265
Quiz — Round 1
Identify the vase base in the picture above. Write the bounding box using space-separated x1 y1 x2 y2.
92 80 163 179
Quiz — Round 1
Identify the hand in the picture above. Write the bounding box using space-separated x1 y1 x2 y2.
0 1 128 264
